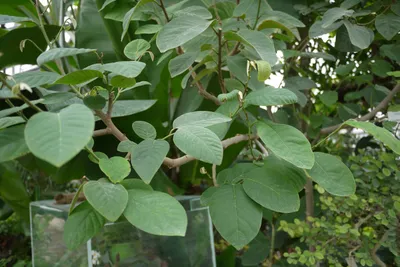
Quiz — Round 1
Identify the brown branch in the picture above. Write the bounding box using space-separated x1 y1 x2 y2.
107 91 114 117
95 110 128 142
320 83 400 134
371 230 389 267
229 42 241 56
93 128 112 137
217 28 227 93
158 0 170 22
163 134 257 168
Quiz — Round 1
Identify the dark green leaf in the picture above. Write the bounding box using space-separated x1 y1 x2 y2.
132 121 157 139
173 111 231 128
245 87 298 107
37 48 96 66
54 70 103 85
0 125 29 163
375 13 400 40
124 39 151 60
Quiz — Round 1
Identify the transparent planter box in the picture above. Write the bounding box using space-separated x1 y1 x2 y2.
30 196 216 267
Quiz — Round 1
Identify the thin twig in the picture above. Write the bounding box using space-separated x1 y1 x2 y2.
212 164 218 187
93 128 112 137
217 28 227 93
158 0 170 22
107 91 114 117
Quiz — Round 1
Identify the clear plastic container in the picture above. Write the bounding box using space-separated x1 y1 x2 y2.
30 196 216 267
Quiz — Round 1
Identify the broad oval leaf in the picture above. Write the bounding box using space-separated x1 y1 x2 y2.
83 95 107 110
244 87 298 107
110 75 136 88
11 71 61 88
173 111 231 128
54 70 103 85
168 52 198 78
0 116 24 130
83 180 128 222
86 61 146 78
99 156 131 183
345 120 400 154
123 189 188 236
63 201 105 250
135 24 162 34
173 126 223 164
321 7 352 28
120 179 153 191
174 6 213 19
25 104 95 167
205 184 262 250
0 125 29 163
309 20 343 38
243 165 300 213
132 121 157 139
124 39 151 60
0 15 31 24
37 48 96 65
375 13 400 41
156 15 213 53
131 139 169 184
42 92 76 105
99 100 157 119
117 140 136 153
255 60 271 81
217 163 259 185
308 152 355 196
343 21 374 49
256 121 314 169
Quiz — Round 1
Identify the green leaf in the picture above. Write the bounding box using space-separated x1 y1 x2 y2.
371 59 393 78
244 87 298 107
255 60 271 81
0 15 31 24
243 164 300 213
345 120 400 154
174 6 212 19
25 104 94 167
388 71 400 77
227 54 248 84
131 139 170 184
308 152 355 196
120 179 153 191
205 184 262 250
117 140 136 153
173 126 223 164
135 24 162 34
132 121 157 139
120 81 151 93
169 52 198 78
11 71 61 88
110 75 136 88
99 0 116 11
37 48 96 66
224 29 276 65
99 156 131 183
217 163 259 185
156 15 213 53
104 100 157 118
123 189 188 236
63 201 106 250
241 232 270 266
375 13 400 40
340 0 361 9
233 0 255 17
309 20 343 38
42 92 76 105
86 62 146 78
335 62 355 76
0 99 44 118
0 116 24 130
319 91 338 107
83 180 128 222
256 121 314 169
0 125 29 163
257 10 305 40
124 39 151 60
83 95 107 110
54 70 103 85
321 7 353 28
343 21 374 49
121 0 156 41
392 3 400 16
173 111 231 128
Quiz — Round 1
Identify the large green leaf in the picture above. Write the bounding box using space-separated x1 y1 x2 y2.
309 20 343 38
375 13 400 40
241 232 270 266
244 87 298 107
120 179 153 191
54 70 103 85
319 91 338 107
343 21 374 49
0 99 44 118
131 139 170 184
37 48 96 66
0 26 59 69
156 15 213 52
86 61 146 78
11 71 61 88
0 125 29 163
63 201 106 250
123 189 187 236
256 121 314 169
203 184 262 250
124 39 151 60
0 116 24 130
257 10 305 39
224 29 276 65
173 111 231 128
174 6 213 18
217 163 259 185
99 156 131 183
308 152 355 196
104 100 157 118
83 180 128 221
242 164 300 213
320 7 352 28
132 121 157 139
25 104 94 167
345 120 400 154
121 0 156 40
135 24 162 34
173 126 223 164
168 52 198 78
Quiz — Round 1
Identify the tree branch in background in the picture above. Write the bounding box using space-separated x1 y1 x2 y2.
320 83 400 134
93 128 112 137
217 28 227 93
370 230 389 267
